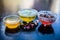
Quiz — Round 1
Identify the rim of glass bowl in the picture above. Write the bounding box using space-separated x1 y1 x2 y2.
3 15 20 23
18 9 38 17
38 11 57 20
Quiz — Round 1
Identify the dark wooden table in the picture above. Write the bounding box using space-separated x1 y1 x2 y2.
0 14 60 40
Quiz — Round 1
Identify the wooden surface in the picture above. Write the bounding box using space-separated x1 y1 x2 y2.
0 14 60 40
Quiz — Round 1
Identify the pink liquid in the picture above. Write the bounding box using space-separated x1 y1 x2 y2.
40 19 52 25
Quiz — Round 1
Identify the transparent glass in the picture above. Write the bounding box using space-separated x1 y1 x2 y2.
18 9 38 23
3 15 20 29
38 11 56 26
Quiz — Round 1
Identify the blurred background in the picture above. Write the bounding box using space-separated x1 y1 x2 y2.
0 0 60 17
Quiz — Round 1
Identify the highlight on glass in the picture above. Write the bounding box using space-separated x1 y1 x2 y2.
18 9 38 23
18 9 38 31
37 11 56 34
3 15 21 33
38 11 56 26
